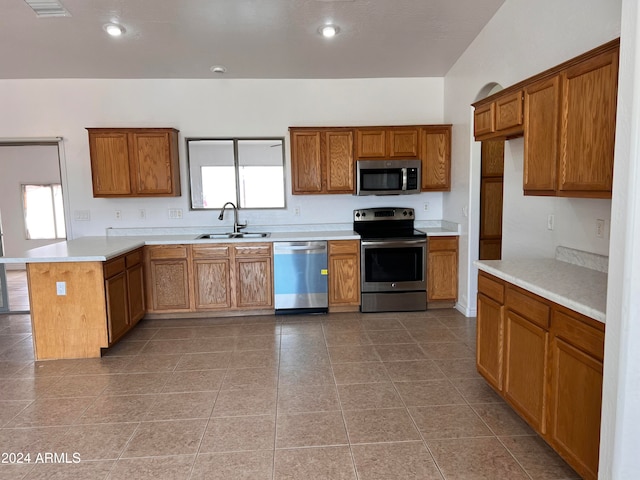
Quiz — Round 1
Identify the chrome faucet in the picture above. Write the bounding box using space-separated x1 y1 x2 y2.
217 202 247 233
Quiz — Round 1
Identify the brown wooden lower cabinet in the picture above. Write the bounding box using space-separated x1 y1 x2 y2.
476 271 604 480
427 236 458 307
328 240 360 311
145 245 191 313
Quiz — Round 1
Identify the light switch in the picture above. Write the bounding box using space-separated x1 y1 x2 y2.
56 281 66 296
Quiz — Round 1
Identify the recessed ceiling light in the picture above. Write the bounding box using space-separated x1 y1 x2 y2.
103 23 125 37
319 24 340 38
210 65 227 74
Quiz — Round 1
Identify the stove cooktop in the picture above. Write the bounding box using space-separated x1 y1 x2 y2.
353 207 426 240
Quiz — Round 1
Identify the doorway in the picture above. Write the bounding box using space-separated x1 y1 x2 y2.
479 140 505 260
0 140 69 314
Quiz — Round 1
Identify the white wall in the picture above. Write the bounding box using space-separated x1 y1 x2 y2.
0 78 445 238
443 0 622 314
0 144 64 263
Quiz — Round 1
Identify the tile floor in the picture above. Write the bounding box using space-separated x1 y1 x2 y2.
0 309 581 480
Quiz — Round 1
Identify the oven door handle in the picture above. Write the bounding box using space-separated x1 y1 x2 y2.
361 239 426 247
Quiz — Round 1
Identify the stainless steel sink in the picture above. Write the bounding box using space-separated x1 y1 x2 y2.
197 232 270 239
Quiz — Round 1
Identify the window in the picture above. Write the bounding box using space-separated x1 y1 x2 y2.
187 138 286 210
22 184 66 239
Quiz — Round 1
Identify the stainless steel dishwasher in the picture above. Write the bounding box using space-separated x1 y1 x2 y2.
273 241 328 314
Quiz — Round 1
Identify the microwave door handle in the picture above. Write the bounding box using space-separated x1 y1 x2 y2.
402 168 408 191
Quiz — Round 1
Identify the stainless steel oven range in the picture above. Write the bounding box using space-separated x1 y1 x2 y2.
353 207 427 313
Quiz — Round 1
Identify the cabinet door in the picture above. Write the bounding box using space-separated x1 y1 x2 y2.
88 131 132 196
421 127 451 191
476 293 504 391
291 130 323 194
479 177 503 240
235 257 273 308
126 263 146 325
524 76 561 194
559 50 618 196
549 338 603 480
325 130 354 193
389 128 419 158
427 237 458 302
495 90 524 132
355 129 387 158
193 259 231 309
474 103 495 138
504 310 548 432
105 272 129 344
130 131 175 195
148 259 191 311
328 241 360 307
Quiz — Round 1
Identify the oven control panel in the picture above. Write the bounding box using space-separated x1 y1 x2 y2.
353 207 414 222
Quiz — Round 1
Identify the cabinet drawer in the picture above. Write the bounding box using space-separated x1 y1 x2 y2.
104 257 125 279
478 272 504 303
553 309 605 361
192 245 230 258
234 243 272 257
506 287 550 329
125 248 143 268
329 240 359 255
429 236 458 252
147 246 188 259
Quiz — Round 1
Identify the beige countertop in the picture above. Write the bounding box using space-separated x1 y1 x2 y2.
475 258 607 324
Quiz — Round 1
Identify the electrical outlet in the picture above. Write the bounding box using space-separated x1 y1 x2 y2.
294 206 300 216
138 209 146 220
596 219 605 238
547 214 555 230
423 202 429 211
56 281 66 296
168 208 183 219
114 210 121 220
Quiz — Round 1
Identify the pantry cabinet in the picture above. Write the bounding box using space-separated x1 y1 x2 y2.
474 38 619 199
475 271 604 480
87 128 181 198
290 128 354 194
328 240 360 311
427 236 458 306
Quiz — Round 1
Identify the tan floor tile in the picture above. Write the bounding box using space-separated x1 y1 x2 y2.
274 446 356 480
449 377 504 404
432 358 482 379
145 391 216 420
102 340 147 356
102 372 170 395
0 463 34 480
229 349 279 369
200 415 275 452
332 362 390 385
360 317 404 331
337 382 403 410
276 411 348 448
420 341 476 359
23 460 115 480
323 329 372 346
280 333 325 350
121 354 182 373
109 455 195 480
41 374 112 398
374 344 427 361
395 379 467 406
222 367 278 390
191 451 273 480
120 419 207 457
343 408 421 444
500 435 581 479
12 359 78 377
280 322 324 335
151 327 208 340
0 360 32 378
237 323 280 336
78 394 157 424
427 437 529 479
198 325 242 337
384 360 445 382
162 369 225 393
400 317 447 329
0 400 30 427
0 426 70 456
352 442 444 480
279 348 331 369
408 404 493 439
277 384 341 413
235 334 281 351
366 330 416 344
7 396 95 427
278 365 335 386
54 423 139 460
328 345 380 363
409 328 460 343
212 388 277 416
0 377 61 401
66 357 132 375
471 403 535 436
175 352 231 371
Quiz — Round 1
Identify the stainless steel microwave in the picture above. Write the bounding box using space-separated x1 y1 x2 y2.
356 159 421 196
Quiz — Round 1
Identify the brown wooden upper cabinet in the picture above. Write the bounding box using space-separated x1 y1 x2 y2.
420 126 451 191
474 38 619 199
473 90 524 140
355 127 420 159
290 128 354 195
87 128 181 197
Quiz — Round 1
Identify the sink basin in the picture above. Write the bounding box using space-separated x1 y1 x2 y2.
197 232 270 239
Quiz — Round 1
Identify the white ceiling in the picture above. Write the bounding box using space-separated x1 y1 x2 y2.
1 0 506 79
